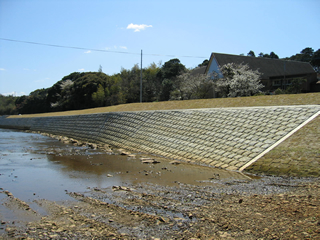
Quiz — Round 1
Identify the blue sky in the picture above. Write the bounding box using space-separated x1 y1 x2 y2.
0 0 319 96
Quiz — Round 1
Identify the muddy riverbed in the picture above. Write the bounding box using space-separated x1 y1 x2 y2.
1 128 320 239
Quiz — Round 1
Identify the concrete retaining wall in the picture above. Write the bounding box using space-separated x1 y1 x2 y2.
1 105 319 172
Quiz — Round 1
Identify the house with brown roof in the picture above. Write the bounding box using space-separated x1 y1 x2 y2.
201 52 318 94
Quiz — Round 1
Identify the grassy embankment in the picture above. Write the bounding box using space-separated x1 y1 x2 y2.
9 93 320 176
9 92 320 118
246 113 320 176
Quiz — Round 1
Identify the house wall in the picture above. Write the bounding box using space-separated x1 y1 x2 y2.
206 55 318 94
206 53 318 95
267 72 317 93
206 57 223 79
306 72 318 92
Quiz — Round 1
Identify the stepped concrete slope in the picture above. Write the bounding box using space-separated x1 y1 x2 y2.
1 105 319 172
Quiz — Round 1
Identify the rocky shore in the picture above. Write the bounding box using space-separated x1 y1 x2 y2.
1 177 320 239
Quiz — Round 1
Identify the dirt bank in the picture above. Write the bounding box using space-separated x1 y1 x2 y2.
1 175 320 239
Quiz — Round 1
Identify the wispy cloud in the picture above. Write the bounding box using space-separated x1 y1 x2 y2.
78 68 85 72
2 91 26 96
0 68 6 71
127 23 152 32
84 50 91 54
119 46 127 50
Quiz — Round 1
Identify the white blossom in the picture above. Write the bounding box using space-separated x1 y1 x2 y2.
215 63 264 97
177 71 213 99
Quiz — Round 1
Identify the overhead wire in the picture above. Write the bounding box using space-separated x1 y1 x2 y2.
0 37 207 59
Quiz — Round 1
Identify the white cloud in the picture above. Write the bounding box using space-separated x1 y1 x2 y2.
127 23 152 32
120 46 127 50
78 68 85 72
0 68 6 71
84 50 91 54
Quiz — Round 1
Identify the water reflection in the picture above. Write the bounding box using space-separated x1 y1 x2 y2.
0 128 249 203
46 147 249 187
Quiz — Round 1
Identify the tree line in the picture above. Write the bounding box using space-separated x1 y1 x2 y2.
0 95 17 115
246 47 320 72
0 47 318 115
13 59 188 114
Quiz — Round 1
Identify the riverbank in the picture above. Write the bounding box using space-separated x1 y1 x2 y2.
1 129 320 239
2 174 320 239
1 94 320 238
2 105 320 175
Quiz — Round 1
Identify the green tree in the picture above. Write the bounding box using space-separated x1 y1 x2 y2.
47 72 84 111
92 84 105 106
300 47 314 62
287 47 314 62
46 71 110 111
286 47 319 72
198 59 209 67
0 94 18 115
120 64 140 103
157 58 186 101
247 50 256 57
311 49 320 73
106 74 126 105
285 78 307 94
142 62 162 102
269 52 279 59
16 88 50 114
257 52 278 59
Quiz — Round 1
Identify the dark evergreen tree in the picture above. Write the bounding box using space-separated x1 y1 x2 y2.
247 50 256 57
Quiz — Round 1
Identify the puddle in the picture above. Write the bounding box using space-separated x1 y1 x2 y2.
0 128 248 223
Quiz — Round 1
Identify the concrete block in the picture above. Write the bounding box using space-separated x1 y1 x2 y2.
2 105 319 173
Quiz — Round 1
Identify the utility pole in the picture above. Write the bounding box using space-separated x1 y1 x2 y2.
140 49 142 103
283 60 286 90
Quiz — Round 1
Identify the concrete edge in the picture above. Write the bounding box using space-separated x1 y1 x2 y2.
239 110 320 172
7 104 320 118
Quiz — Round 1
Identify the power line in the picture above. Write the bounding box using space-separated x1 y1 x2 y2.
0 37 138 55
0 37 207 59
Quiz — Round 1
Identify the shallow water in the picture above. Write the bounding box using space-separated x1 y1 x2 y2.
0 128 249 203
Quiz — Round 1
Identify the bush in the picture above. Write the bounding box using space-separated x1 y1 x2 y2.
275 88 285 95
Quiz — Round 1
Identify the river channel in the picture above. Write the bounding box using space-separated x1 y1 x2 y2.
2 128 318 239
0 128 250 200
0 128 249 231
